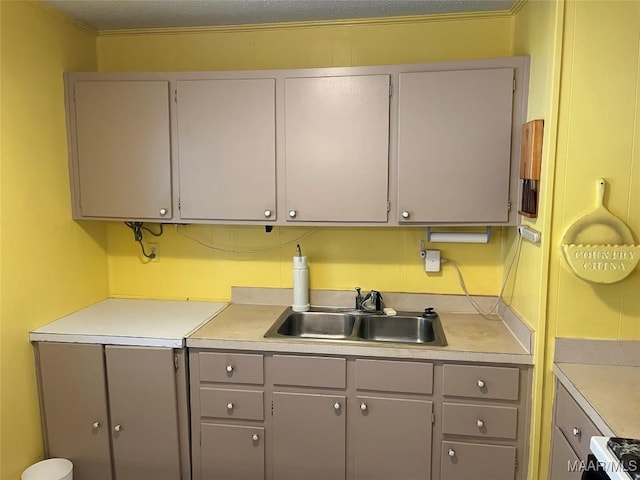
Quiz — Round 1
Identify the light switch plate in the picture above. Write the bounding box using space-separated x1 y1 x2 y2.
424 249 441 272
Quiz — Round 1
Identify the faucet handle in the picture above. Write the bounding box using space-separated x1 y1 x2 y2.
355 287 361 295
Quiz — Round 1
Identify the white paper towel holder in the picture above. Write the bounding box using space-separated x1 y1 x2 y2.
427 227 492 244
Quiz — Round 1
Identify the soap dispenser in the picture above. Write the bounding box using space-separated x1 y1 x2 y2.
292 244 309 312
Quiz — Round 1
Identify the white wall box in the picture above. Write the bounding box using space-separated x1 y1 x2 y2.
64 57 529 225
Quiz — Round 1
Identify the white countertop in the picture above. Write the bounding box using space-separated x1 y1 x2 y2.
30 298 228 348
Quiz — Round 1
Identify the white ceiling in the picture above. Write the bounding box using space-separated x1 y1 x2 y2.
42 0 517 31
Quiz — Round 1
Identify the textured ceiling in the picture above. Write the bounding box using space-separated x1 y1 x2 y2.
42 0 517 31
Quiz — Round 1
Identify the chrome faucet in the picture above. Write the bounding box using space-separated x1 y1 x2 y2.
354 287 383 312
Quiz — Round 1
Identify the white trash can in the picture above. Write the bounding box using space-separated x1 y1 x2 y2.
22 458 72 480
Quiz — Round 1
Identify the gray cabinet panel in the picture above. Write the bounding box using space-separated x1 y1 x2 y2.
199 351 264 384
200 387 264 421
284 75 390 222
555 383 602 460
37 343 112 480
442 402 518 440
201 424 265 480
176 79 277 221
355 359 433 394
106 346 181 480
353 396 432 480
442 364 520 400
441 441 516 480
398 68 514 223
549 428 582 480
74 80 172 220
273 355 346 388
273 392 346 480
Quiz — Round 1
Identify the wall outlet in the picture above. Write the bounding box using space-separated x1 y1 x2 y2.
518 226 541 244
424 249 441 272
148 243 159 262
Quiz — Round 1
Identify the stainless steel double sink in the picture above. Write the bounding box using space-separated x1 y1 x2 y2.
264 307 447 346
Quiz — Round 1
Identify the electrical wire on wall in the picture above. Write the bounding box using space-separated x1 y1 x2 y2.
441 234 523 319
124 222 164 259
175 224 317 255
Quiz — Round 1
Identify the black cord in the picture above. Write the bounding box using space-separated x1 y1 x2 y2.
124 222 163 259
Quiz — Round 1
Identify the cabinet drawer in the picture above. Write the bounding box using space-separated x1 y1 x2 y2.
199 352 264 385
443 364 520 400
549 427 582 480
200 388 264 421
273 355 346 389
441 441 516 480
555 383 602 460
355 359 433 394
442 402 518 440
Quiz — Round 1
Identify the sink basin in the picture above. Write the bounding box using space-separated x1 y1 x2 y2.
357 315 445 345
270 311 357 339
264 308 447 346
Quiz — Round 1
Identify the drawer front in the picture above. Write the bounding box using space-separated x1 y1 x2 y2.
441 441 516 480
200 388 264 421
273 355 346 389
199 352 264 385
555 383 602 460
443 364 520 400
549 427 582 480
442 402 518 440
355 359 433 394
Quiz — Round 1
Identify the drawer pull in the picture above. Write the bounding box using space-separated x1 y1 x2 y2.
333 402 341 411
448 448 456 457
114 424 122 432
225 364 234 373
252 433 259 442
360 403 368 411
227 402 234 411
476 379 486 388
476 419 485 428
572 427 581 437
92 421 101 429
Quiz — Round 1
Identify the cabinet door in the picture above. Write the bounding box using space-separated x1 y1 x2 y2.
549 428 582 480
73 80 172 220
37 343 112 480
273 392 346 480
106 346 181 480
284 75 390 222
353 396 433 480
201 424 265 479
441 441 516 480
397 69 514 223
176 79 277 221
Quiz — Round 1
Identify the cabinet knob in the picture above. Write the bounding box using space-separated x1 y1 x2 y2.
264 210 272 218
114 424 122 432
572 427 581 437
227 402 234 411
476 419 484 428
159 208 168 217
333 402 341 411
360 403 368 411
92 421 101 430
288 210 297 219
448 449 456 457
252 433 259 442
225 364 234 373
476 379 486 388
401 211 410 219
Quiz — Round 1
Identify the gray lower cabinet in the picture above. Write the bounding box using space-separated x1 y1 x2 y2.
352 396 433 480
36 342 187 480
190 351 531 480
548 381 603 480
273 392 347 480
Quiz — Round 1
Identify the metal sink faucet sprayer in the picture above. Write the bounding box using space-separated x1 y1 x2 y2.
355 287 384 312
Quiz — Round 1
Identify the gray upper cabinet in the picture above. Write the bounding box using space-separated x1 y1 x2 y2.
71 80 172 221
176 79 277 221
283 75 391 223
397 68 515 224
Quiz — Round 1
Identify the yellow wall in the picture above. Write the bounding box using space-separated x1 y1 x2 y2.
99 15 516 301
0 2 107 477
512 1 640 479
